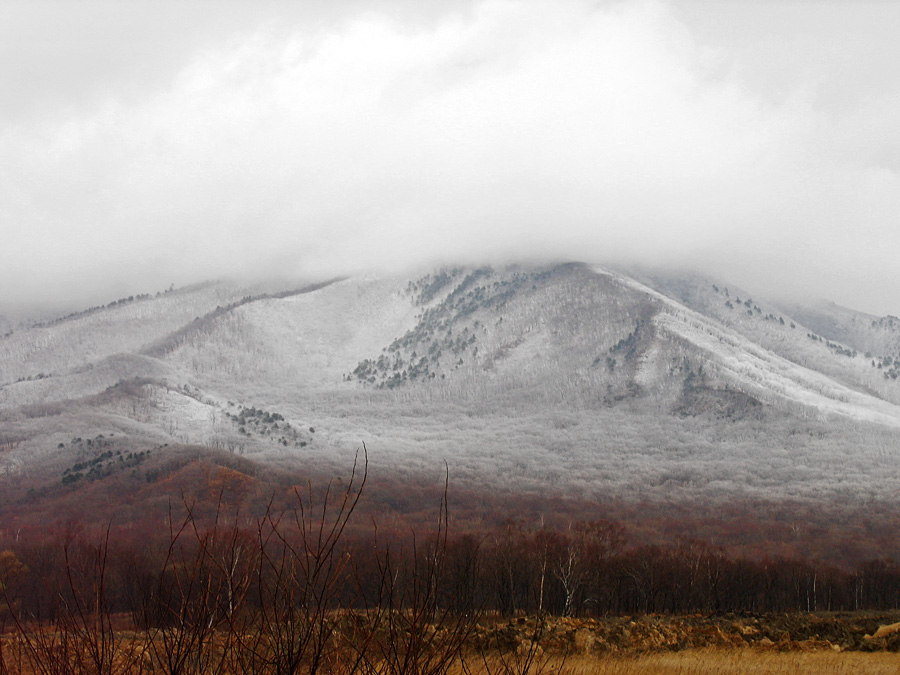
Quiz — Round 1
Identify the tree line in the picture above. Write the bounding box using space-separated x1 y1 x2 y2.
4 499 900 629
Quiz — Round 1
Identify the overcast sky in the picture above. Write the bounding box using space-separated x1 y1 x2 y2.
2 0 899 315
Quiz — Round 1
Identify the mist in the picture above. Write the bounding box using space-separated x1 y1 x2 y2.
2 0 899 315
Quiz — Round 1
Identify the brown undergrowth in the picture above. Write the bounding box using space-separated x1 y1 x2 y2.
5 621 900 675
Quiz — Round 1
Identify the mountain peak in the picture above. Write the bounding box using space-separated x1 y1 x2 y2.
3 262 900 508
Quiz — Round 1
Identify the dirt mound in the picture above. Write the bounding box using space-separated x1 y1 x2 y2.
472 612 900 654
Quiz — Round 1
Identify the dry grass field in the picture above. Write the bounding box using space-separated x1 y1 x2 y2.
558 651 900 675
4 624 900 675
4 641 900 675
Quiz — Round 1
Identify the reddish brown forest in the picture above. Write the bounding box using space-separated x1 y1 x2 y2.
2 447 900 627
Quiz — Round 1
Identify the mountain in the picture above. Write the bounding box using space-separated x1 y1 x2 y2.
3 262 900 515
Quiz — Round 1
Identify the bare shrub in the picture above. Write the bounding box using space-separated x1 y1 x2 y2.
361 465 479 675
228 447 369 675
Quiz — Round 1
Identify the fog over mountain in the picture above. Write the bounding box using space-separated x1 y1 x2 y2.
2 1 899 315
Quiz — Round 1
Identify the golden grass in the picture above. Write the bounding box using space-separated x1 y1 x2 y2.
560 650 900 675
5 639 900 675
455 650 900 675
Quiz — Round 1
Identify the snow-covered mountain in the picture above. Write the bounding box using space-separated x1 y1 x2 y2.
3 262 900 505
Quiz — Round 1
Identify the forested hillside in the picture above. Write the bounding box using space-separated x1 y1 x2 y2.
2 262 900 513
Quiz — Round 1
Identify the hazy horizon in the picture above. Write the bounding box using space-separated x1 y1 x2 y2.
3 1 899 315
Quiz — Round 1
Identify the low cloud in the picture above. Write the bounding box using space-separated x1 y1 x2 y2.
2 0 899 315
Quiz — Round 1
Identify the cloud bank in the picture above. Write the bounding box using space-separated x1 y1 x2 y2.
1 0 899 314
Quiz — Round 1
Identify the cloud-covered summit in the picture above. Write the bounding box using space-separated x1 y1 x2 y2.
2 0 898 315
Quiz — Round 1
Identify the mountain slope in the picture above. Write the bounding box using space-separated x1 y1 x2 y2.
614 269 900 427
3 262 900 506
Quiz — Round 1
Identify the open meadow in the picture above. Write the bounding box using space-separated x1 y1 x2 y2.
557 651 900 675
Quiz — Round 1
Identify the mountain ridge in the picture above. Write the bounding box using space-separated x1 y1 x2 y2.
3 261 900 507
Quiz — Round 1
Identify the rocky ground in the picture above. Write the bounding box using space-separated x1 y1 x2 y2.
472 612 900 654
